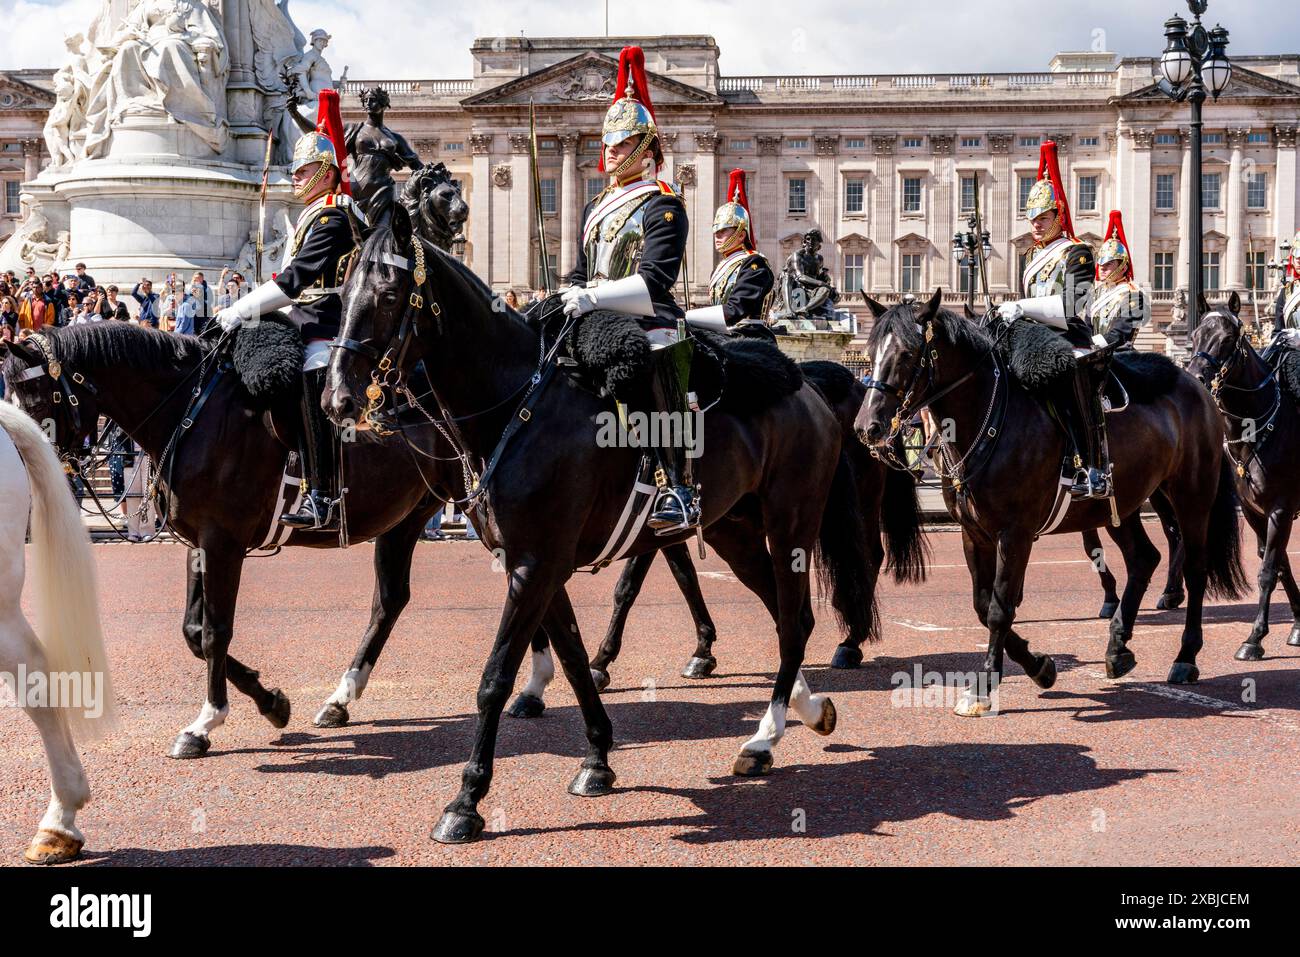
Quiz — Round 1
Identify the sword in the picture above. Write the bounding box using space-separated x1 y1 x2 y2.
529 101 553 294
1247 224 1261 330
970 171 993 314
674 170 692 316
256 128 275 286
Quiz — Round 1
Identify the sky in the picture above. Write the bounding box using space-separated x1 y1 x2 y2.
3 0 1299 79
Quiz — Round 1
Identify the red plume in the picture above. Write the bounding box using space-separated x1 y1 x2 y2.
1099 210 1133 281
600 46 655 174
1036 140 1073 240
726 168 755 246
316 88 351 196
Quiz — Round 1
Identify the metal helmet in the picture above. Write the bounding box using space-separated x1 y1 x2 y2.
291 131 338 176
1025 177 1058 222
1098 236 1130 272
601 45 659 172
713 198 750 236
713 169 753 253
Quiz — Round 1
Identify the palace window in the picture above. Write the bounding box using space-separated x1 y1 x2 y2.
1247 172 1269 209
582 137 601 151
787 138 809 150
1077 175 1099 212
842 253 864 293
902 137 924 149
1079 136 1100 148
1155 133 1180 146
844 178 865 214
586 177 604 204
901 176 922 213
1247 251 1269 292
960 136 982 149
1201 172 1222 209
1155 173 1176 211
539 178 557 214
1019 136 1041 148
4 180 18 216
1203 251 1221 291
730 139 752 151
1018 174 1035 212
1248 132 1270 144
845 137 866 150
1203 132 1224 145
539 139 557 151
959 174 977 213
900 253 922 292
1153 252 1175 291
444 142 464 153
788 177 807 214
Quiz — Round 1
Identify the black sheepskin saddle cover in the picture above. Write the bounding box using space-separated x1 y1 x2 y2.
1110 350 1181 404
996 318 1075 394
230 311 304 405
1270 346 1300 406
565 309 802 414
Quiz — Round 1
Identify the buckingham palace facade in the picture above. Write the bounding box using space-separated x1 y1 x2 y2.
5 34 1300 333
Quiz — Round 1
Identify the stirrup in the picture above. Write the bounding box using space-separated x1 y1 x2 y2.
280 491 338 530
1069 468 1110 501
648 486 700 535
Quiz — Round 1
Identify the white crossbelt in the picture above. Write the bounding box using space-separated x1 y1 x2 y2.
577 460 659 573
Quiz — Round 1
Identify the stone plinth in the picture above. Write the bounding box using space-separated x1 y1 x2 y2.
773 331 855 362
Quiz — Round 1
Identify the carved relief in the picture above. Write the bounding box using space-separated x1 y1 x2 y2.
814 134 839 156
554 69 616 102
492 163 512 188
988 133 1013 154
468 132 493 155
1226 128 1251 148
930 134 954 155
872 134 896 155
558 132 580 152
693 130 721 153
508 133 531 154
673 163 696 187
1275 126 1299 148
756 134 782 156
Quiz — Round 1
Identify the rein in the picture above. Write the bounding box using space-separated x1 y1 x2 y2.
1197 328 1284 484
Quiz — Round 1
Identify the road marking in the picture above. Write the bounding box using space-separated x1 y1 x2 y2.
699 571 738 582
927 559 1098 570
890 617 952 632
1083 669 1300 733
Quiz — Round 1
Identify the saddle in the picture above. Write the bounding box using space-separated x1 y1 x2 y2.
225 312 305 406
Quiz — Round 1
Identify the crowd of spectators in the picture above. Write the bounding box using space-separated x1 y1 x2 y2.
0 264 249 339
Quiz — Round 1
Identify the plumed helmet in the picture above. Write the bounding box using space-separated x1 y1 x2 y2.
291 131 337 176
1027 140 1075 239
1097 209 1133 281
600 46 659 173
713 169 754 252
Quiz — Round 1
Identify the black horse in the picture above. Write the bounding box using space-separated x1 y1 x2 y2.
1187 292 1300 660
326 206 874 843
856 291 1245 715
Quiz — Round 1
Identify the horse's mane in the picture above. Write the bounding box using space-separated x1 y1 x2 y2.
20 321 211 373
869 300 992 356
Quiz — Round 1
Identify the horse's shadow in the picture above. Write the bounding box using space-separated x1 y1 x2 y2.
490 741 1170 846
79 843 395 867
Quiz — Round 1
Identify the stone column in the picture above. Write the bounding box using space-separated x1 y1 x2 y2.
1176 128 1193 289
509 133 534 290
691 130 721 302
871 134 896 294
989 133 1013 292
1276 127 1299 267
755 134 782 267
1226 128 1249 292
20 138 41 182
931 135 954 289
468 132 493 279
558 132 580 277
815 134 839 284
1124 128 1154 289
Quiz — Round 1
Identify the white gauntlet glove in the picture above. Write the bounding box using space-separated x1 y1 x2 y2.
560 284 598 318
998 300 1024 323
684 304 728 333
216 279 293 332
561 275 655 319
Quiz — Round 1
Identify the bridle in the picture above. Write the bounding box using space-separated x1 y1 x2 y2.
15 332 97 449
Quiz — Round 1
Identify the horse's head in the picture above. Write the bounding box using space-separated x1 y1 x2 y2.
327 203 425 428
400 162 468 251
1186 290 1243 390
0 332 100 459
854 288 944 447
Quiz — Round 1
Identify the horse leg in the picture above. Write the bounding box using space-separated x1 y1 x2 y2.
588 549 657 692
662 542 721 679
1236 508 1294 662
1151 491 1186 610
1166 497 1210 685
971 527 1054 690
832 513 884 670
1275 554 1300 647
505 630 553 719
0 612 91 864
431 561 563 844
1102 515 1160 679
538 586 617 797
956 529 1032 717
315 507 431 727
1083 528 1120 619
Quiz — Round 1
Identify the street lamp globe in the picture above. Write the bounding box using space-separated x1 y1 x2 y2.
1161 15 1193 86
1205 25 1232 96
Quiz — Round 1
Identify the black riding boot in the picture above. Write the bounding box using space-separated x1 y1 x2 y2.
645 338 701 534
281 367 341 530
1063 358 1111 500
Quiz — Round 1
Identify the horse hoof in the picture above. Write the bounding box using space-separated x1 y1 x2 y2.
1167 662 1200 685
1287 627 1300 647
1156 591 1185 611
260 689 291 729
1029 654 1057 689
590 669 611 693
23 830 83 866
505 693 545 719
430 810 485 845
953 690 994 717
681 656 717 679
808 698 837 736
313 702 349 728
1098 600 1119 620
1105 652 1137 680
732 749 774 777
830 645 863 670
168 731 210 759
567 766 617 797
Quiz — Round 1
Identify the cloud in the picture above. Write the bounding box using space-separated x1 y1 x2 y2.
5 0 1298 79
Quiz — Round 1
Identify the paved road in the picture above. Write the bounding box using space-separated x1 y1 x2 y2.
3 523 1297 866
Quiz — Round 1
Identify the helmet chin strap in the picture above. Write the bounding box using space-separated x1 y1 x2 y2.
718 228 747 255
295 159 334 200
611 134 654 184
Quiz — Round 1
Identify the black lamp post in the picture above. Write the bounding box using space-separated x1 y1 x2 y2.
1157 1 1232 334
951 215 991 308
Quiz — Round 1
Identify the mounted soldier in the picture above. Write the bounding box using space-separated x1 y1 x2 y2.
1271 230 1300 346
215 89 367 531
559 45 698 534
685 168 775 339
1089 210 1151 349
996 139 1111 500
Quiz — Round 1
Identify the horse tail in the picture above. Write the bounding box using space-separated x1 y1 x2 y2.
815 447 880 645
1204 456 1247 600
0 402 117 740
880 442 930 585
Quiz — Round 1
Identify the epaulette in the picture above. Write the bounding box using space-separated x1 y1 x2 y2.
656 179 680 198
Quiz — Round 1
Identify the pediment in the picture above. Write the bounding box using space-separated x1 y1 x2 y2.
893 231 932 248
1116 65 1300 103
462 52 722 110
837 231 873 248
0 74 56 111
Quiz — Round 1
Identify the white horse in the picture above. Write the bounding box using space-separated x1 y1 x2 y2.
0 397 116 864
